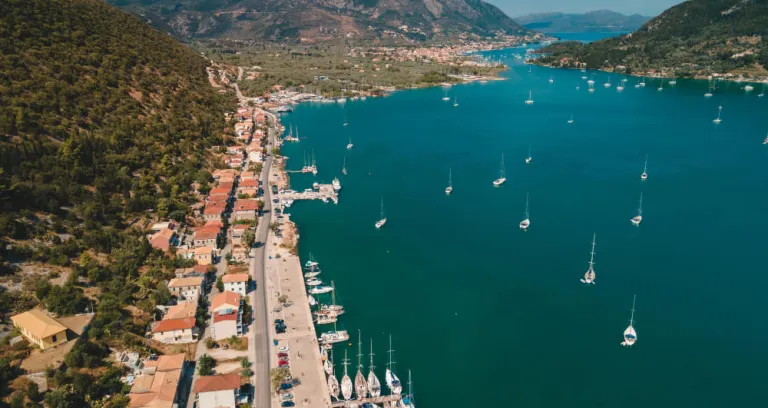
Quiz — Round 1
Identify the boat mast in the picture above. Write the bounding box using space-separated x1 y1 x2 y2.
331 280 336 308
637 192 643 216
448 168 452 187
588 233 596 269
408 370 414 404
387 334 395 373
629 295 636 326
527 144 531 159
643 155 648 173
500 153 506 179
369 338 376 373
380 197 385 219
524 192 530 219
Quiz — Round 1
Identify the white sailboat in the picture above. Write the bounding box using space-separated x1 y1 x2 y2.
310 285 333 295
758 83 765 97
640 154 648 181
763 133 768 145
375 197 387 229
328 350 341 400
631 192 643 226
309 294 318 306
587 79 595 86
657 79 664 92
588 82 595 93
604 78 612 88
304 253 322 278
311 150 318 175
324 348 333 375
402 370 415 408
341 350 353 400
525 144 532 164
441 89 450 101
445 168 453 195
639 77 646 87
347 136 354 150
549 76 554 83
617 80 625 92
493 154 506 187
519 192 530 231
342 157 348 175
385 335 402 395
343 116 348 127
525 90 534 105
367 339 382 398
355 331 368 399
634 80 641 89
713 105 723 124
567 113 574 124
745 84 754 92
453 96 459 107
621 295 638 347
333 177 342 192
580 233 596 284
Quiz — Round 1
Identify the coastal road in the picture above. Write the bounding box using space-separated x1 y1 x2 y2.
249 116 278 408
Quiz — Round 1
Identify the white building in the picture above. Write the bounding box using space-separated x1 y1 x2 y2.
221 273 249 296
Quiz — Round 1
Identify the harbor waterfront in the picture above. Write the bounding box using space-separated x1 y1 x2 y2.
273 50 768 407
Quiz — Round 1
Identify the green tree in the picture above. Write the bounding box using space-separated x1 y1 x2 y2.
216 276 224 292
198 354 216 376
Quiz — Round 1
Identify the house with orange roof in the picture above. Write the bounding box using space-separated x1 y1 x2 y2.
230 224 249 245
128 354 187 408
151 317 197 343
193 373 242 408
202 202 226 222
210 291 244 340
163 303 197 320
149 229 178 253
233 199 259 220
191 228 219 249
167 277 204 302
193 247 215 266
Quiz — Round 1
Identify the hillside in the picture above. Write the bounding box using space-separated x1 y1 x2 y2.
515 10 650 33
535 0 768 78
0 0 232 403
108 0 526 42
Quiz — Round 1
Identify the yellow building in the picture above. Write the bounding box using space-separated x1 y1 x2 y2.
11 309 68 350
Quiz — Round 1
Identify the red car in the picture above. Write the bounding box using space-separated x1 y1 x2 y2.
278 352 288 358
278 360 290 367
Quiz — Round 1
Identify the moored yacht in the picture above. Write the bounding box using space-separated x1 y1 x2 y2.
367 339 382 398
763 133 768 145
385 335 403 395
445 168 453 195
493 153 507 186
525 90 534 105
519 192 530 231
453 97 459 107
355 331 368 399
347 137 354 150
713 105 723 124
341 350 353 400
306 278 323 286
304 253 322 278
621 295 638 347
631 192 643 226
320 330 350 345
639 77 646 87
580 233 596 284
375 197 387 229
333 177 341 192
310 285 334 295
567 113 574 124
640 154 648 181
525 144 532 164
441 89 450 101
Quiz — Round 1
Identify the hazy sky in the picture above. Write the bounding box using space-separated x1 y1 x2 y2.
488 0 683 17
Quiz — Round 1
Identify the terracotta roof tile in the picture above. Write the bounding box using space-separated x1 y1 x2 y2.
193 373 241 393
152 317 195 333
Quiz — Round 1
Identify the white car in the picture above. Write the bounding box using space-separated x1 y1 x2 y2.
278 346 289 353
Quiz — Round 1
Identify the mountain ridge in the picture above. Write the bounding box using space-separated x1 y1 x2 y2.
514 10 650 33
108 0 526 42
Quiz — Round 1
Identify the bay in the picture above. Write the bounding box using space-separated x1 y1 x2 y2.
279 49 768 407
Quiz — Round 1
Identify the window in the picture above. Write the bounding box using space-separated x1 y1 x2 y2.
51 335 57 342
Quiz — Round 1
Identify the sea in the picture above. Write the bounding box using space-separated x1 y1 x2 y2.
277 35 768 407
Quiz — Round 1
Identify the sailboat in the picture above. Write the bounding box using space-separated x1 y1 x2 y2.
640 155 648 181
763 133 768 145
669 76 677 86
328 350 341 400
315 283 340 324
323 348 333 375
347 136 354 150
441 89 450 101
588 82 595 93
525 144 532 164
493 153 507 186
402 370 415 408
311 150 318 175
525 90 534 105
375 197 387 229
567 113 574 124
549 76 554 83
604 78 611 88
639 77 646 87
367 339 382 398
342 157 348 175
745 84 754 92
445 168 453 195
528 64 532 73
620 295 638 347
616 79 624 92
580 233 596 284
341 350 353 400
304 253 322 278
634 80 641 89
758 83 765 98
453 96 459 107
343 116 348 127
519 192 530 231
354 331 368 399
713 105 723 124
631 192 643 226
385 335 402 395
657 79 664 92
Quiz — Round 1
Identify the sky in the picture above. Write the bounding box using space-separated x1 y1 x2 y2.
488 0 683 17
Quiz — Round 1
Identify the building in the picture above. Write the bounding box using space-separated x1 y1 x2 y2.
10 309 68 350
209 291 243 340
202 201 227 222
221 274 249 296
193 373 242 408
230 225 249 246
151 317 197 344
192 228 219 249
194 247 215 266
149 229 178 253
128 354 187 408
233 199 259 220
167 277 204 302
163 303 197 320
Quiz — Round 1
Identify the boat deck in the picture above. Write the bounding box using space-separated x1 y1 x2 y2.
330 395 403 407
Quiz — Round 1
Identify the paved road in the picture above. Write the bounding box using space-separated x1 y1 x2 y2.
250 116 278 408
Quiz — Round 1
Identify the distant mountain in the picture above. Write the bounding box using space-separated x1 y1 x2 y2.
515 10 650 33
107 0 526 42
536 0 768 77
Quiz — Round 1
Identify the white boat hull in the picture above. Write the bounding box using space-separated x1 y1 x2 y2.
631 215 642 225
445 187 452 195
493 178 506 187
519 219 530 230
375 219 387 229
621 326 637 346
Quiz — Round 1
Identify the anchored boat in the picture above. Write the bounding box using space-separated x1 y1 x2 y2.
519 192 530 231
445 168 453 195
341 350 353 400
375 197 387 229
367 339 382 398
631 192 643 226
355 331 368 399
641 155 648 181
385 335 402 395
493 153 506 187
621 295 638 347
581 233 596 284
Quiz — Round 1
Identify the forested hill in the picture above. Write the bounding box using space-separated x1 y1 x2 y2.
0 0 232 229
535 0 768 77
515 10 650 33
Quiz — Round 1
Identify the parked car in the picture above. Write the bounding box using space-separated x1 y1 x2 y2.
281 402 295 407
290 378 301 385
273 319 285 324
278 361 290 368
279 383 293 390
280 394 294 401
278 346 289 352
277 352 288 358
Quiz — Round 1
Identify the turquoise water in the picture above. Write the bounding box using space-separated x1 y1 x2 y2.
279 51 768 407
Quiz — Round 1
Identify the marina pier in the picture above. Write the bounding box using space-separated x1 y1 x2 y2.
330 395 403 407
281 184 339 204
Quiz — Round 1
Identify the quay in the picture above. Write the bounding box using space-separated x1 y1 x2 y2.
281 185 339 204
330 395 403 407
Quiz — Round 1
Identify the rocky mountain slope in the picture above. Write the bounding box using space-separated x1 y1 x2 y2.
515 10 650 33
108 0 526 42
536 0 768 78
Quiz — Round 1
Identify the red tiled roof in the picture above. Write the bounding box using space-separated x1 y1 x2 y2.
218 182 234 191
213 310 238 323
233 199 259 212
232 224 249 230
238 179 258 188
211 291 241 311
193 229 218 241
193 374 241 393
150 229 176 252
192 264 210 274
152 317 195 333
221 273 249 283
209 187 231 196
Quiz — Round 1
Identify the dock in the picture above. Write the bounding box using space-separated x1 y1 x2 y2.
281 184 338 204
330 395 403 407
